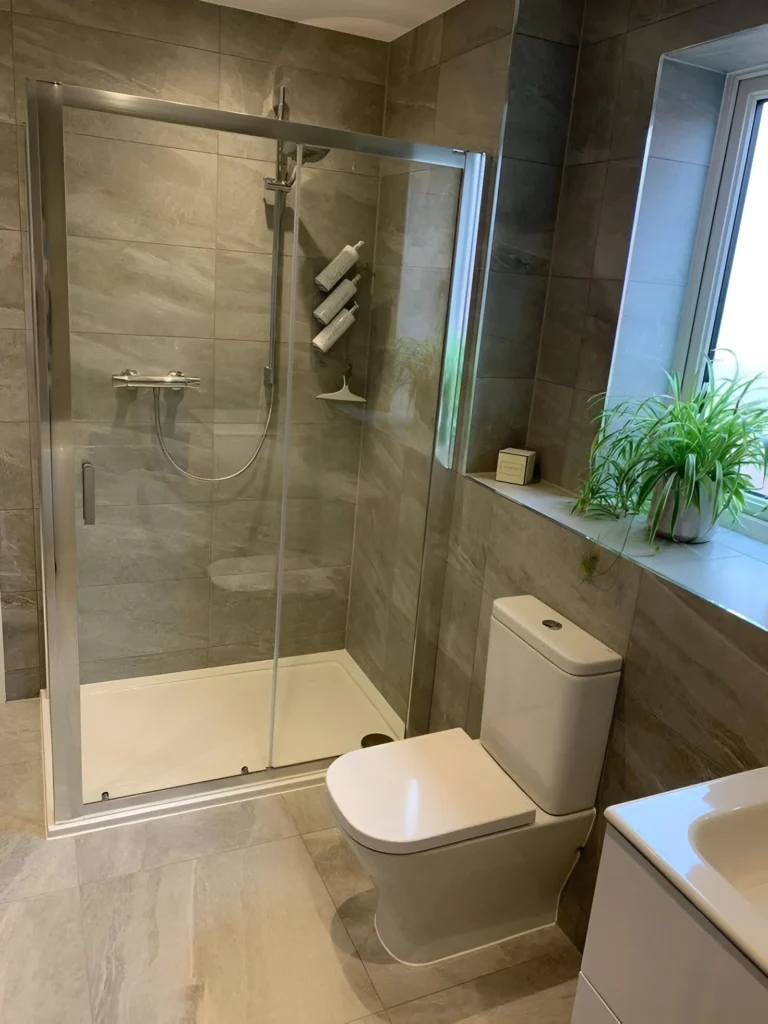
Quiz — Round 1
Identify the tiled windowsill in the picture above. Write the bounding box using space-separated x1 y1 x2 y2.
470 472 768 634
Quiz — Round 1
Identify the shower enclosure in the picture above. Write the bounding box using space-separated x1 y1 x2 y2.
27 80 484 831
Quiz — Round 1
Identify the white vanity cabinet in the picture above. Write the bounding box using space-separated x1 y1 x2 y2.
571 826 768 1023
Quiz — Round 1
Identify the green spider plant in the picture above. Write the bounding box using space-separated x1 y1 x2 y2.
573 364 768 544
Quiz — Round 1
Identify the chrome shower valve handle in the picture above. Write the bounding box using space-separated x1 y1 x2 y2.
112 369 202 391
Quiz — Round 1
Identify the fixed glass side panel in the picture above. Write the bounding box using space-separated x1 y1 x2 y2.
272 154 463 767
62 110 292 801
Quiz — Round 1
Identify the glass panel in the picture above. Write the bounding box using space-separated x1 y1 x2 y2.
63 110 287 801
272 153 462 767
710 99 768 498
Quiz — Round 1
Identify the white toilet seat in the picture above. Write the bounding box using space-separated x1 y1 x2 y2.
326 728 537 855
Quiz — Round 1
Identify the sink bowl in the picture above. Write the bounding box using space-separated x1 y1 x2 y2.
692 802 768 913
605 766 768 977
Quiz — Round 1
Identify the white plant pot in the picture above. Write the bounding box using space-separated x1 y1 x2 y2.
648 479 719 544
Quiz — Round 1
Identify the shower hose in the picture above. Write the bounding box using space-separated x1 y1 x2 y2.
152 383 274 483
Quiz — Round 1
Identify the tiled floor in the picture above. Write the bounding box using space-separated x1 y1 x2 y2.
0 699 580 1023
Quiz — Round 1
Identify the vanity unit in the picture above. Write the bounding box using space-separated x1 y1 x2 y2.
572 768 768 1022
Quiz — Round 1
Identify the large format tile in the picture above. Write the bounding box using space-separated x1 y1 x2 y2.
64 106 218 154
302 826 373 908
0 229 24 327
214 249 274 340
80 836 382 1024
0 330 28 420
65 133 218 246
491 158 561 275
299 166 378 262
506 34 577 165
484 497 642 655
208 570 276 648
477 273 548 378
0 421 32 509
78 578 210 661
465 377 534 473
536 278 590 388
0 122 18 229
0 760 79 902
70 333 214 424
0 509 36 591
76 795 298 884
566 37 624 165
79 648 209 685
220 7 387 85
0 14 12 125
13 15 220 123
516 0 582 44
216 155 278 254
622 572 768 775
282 784 337 835
15 0 220 50
68 236 215 336
1 591 39 671
551 163 608 279
76 503 212 586
0 888 92 1024
0 698 40 766
441 0 516 62
434 35 511 154
386 952 578 1022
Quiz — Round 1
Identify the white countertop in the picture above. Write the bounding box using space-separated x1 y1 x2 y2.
606 767 768 977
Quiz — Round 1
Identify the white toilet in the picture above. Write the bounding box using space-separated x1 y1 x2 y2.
326 595 622 965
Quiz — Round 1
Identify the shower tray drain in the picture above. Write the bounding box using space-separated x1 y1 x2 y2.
361 733 394 748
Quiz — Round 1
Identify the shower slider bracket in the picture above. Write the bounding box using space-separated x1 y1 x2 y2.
112 369 202 391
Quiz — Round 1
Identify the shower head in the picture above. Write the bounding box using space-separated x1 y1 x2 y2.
283 142 331 185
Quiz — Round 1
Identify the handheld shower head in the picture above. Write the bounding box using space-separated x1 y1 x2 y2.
283 142 331 185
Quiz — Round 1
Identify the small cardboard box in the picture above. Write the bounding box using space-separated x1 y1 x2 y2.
496 447 536 485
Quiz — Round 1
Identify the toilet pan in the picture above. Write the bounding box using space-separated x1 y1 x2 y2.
326 728 594 965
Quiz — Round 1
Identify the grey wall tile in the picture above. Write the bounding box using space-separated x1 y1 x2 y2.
0 13 12 125
65 133 217 246
466 377 535 473
218 53 276 121
64 106 218 153
447 475 494 589
209 570 276 648
15 0 220 50
279 566 350 648
441 0 516 62
491 158 562 275
622 572 768 775
0 330 29 420
438 561 484 682
214 250 274 341
536 277 590 387
0 421 32 509
5 666 42 700
628 0 715 31
0 229 24 327
476 274 549 379
516 0 584 44
582 0 631 41
591 158 641 280
608 280 685 398
650 59 724 164
429 644 472 732
76 503 212 586
215 155 276 254
561 387 601 492
80 649 209 685
389 16 443 81
551 162 607 278
78 578 210 661
298 166 379 262
609 33 657 161
68 236 215 336
13 15 220 123
566 36 624 164
1 590 39 671
219 7 387 84
274 64 385 135
505 34 578 165
434 35 512 153
576 278 622 391
384 66 439 144
0 509 35 591
484 496 641 654
526 379 574 484
0 121 18 228
628 156 708 285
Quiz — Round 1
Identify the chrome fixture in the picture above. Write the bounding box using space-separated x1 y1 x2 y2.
112 369 202 391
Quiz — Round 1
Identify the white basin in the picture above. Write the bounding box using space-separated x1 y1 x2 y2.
606 766 768 977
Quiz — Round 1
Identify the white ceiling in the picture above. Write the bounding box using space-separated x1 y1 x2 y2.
205 0 464 41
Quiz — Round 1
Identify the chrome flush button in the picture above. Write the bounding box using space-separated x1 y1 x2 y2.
542 619 563 630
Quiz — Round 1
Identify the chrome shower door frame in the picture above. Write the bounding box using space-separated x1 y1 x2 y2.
26 79 485 830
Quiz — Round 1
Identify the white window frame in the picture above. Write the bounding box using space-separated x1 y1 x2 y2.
674 70 768 544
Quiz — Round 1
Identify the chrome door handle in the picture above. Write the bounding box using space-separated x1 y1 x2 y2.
112 369 202 390
82 461 95 525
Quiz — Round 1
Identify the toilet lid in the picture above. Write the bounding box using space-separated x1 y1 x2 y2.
326 728 536 854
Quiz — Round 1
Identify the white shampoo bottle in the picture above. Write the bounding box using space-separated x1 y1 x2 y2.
315 241 364 293
313 274 361 325
311 304 359 353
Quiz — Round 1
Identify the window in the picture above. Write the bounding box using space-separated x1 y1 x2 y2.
681 73 768 539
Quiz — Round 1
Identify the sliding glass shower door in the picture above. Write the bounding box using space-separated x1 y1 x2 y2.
27 81 483 825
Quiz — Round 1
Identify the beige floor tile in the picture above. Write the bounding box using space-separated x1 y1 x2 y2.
303 826 374 906
81 835 382 1024
76 792 298 884
386 953 579 1023
0 760 78 902
0 887 92 1023
282 782 337 833
339 884 577 1010
0 697 40 766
